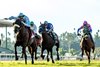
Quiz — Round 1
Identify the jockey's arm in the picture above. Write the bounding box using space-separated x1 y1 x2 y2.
21 21 30 27
8 16 17 20
77 26 83 34
88 24 92 33
89 29 92 33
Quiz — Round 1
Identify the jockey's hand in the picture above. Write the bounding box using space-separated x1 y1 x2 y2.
77 33 81 36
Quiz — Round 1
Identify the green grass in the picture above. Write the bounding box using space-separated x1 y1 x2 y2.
0 60 100 67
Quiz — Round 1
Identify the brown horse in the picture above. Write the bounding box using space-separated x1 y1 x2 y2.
39 23 60 63
79 34 95 64
13 19 39 64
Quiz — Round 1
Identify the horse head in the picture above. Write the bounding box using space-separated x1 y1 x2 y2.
39 23 47 34
13 19 25 34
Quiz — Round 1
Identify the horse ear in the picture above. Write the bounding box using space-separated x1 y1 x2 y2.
40 22 42 24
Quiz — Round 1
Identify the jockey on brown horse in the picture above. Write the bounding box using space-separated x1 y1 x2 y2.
4 12 32 38
5 12 41 45
43 21 58 44
77 20 95 64
5 13 41 59
7 12 31 28
77 20 95 47
5 12 33 43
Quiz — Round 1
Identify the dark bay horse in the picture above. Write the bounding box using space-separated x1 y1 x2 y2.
13 19 39 64
79 34 95 64
39 23 60 63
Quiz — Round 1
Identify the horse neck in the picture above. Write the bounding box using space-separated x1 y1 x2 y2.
42 32 48 40
83 37 91 47
19 26 27 36
42 32 52 41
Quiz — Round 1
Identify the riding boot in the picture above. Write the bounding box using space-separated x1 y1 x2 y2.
89 33 95 45
50 32 56 43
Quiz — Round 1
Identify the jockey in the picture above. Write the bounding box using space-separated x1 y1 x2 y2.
30 21 40 39
8 12 30 27
77 20 94 44
44 21 54 32
44 21 55 40
30 21 37 35
7 12 32 40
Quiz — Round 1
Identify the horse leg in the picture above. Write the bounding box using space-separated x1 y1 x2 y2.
22 46 27 64
47 50 50 62
50 49 55 63
85 50 90 64
15 44 18 60
88 51 91 64
92 45 95 53
80 48 84 61
92 46 95 59
28 46 34 64
35 47 38 60
56 43 60 60
31 47 34 64
41 47 45 59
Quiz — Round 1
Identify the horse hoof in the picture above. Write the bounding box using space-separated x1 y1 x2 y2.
15 58 18 60
57 57 60 60
25 62 27 64
35 57 38 60
32 62 34 64
47 58 49 62
88 62 90 64
52 60 55 63
80 59 82 61
41 55 45 59
93 57 95 60
88 60 90 64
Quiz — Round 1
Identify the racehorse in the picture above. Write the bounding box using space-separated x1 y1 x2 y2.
13 19 39 64
79 34 95 64
39 23 60 63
